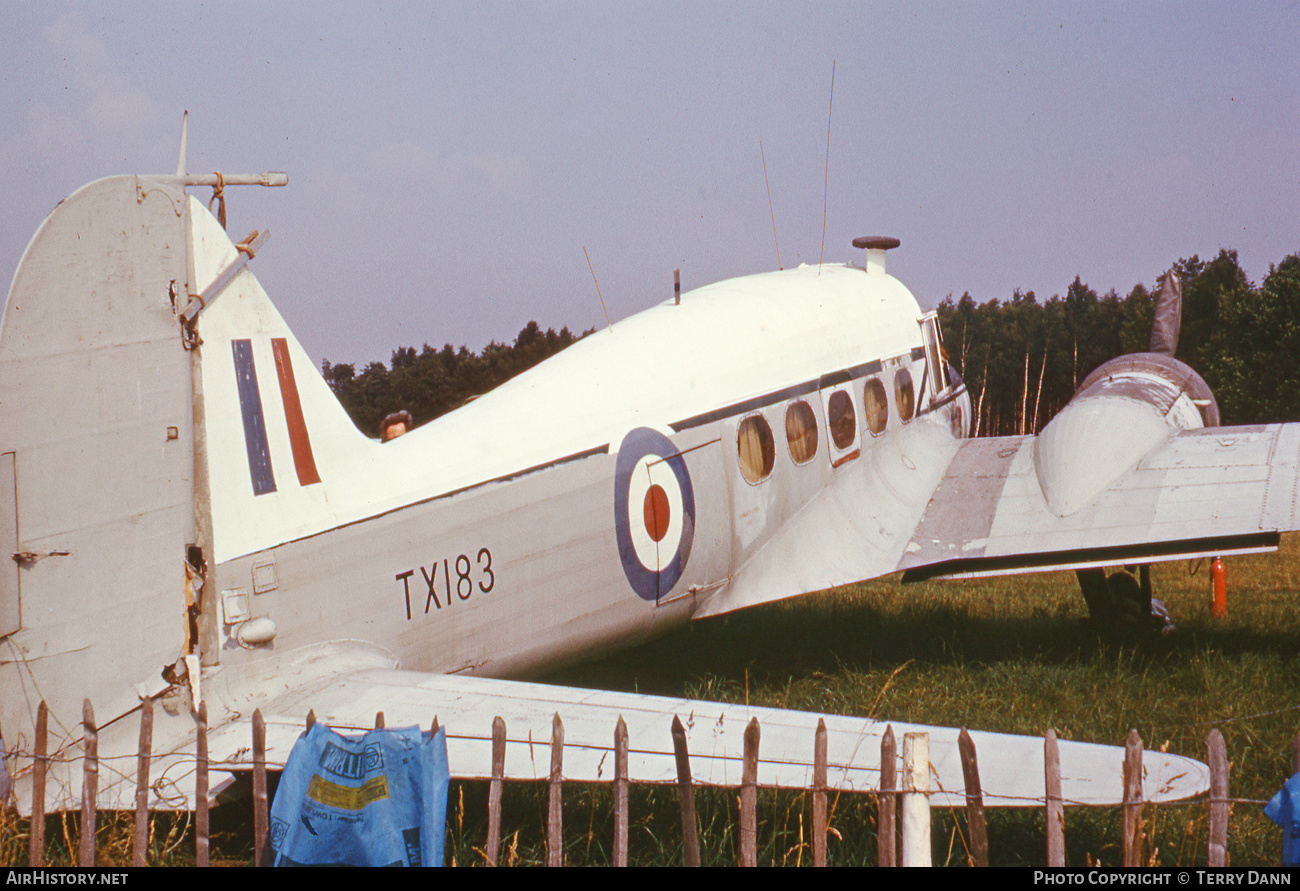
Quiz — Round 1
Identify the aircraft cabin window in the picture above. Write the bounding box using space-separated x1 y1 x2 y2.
737 414 776 483
863 378 888 435
785 401 819 464
896 368 915 422
827 390 856 450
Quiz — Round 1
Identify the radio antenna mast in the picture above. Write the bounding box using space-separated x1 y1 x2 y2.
818 61 835 275
761 141 782 270
584 246 613 333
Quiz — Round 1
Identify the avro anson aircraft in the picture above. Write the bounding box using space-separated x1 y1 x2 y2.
7 128 1292 812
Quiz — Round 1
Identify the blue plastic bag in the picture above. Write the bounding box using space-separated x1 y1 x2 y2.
1264 771 1300 866
268 722 448 866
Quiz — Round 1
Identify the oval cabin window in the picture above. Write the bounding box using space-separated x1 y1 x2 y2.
785 401 818 464
827 390 856 450
863 378 888 435
895 368 915 422
737 414 776 483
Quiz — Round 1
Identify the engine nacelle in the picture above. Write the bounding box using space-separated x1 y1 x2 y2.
1034 352 1219 517
1075 352 1219 427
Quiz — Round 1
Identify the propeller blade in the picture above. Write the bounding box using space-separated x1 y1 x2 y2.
1149 270 1182 356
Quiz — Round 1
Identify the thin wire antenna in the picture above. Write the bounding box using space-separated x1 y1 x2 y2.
584 246 613 333
818 60 836 275
760 141 782 270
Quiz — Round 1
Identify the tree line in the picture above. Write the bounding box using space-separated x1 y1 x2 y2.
938 249 1300 436
322 248 1300 438
322 321 585 437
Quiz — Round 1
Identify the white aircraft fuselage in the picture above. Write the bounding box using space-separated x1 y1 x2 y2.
204 240 968 684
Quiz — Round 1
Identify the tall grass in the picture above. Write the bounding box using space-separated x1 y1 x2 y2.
0 808 235 867
6 540 1299 865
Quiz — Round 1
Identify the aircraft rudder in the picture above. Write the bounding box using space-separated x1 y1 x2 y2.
0 175 199 755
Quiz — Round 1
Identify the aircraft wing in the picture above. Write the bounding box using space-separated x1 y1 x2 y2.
900 423 1300 580
696 421 1300 617
16 642 1205 814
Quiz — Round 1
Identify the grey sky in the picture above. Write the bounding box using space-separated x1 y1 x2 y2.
3 2 1297 367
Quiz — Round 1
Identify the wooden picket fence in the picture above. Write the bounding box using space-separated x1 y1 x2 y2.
7 697 1273 866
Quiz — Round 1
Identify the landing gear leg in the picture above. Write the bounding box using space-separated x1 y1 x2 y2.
1076 568 1115 627
1136 564 1153 620
1075 565 1175 634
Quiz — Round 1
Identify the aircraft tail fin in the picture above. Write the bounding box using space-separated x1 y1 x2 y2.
0 168 389 761
184 194 380 565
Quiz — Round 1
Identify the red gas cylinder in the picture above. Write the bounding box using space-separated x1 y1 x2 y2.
1211 557 1227 618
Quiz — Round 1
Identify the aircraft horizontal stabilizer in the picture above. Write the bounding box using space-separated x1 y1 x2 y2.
15 642 1206 813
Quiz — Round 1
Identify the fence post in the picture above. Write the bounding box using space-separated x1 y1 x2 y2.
1122 729 1143 868
80 699 97 867
29 701 46 867
813 718 828 867
196 702 210 868
1044 728 1065 867
1207 729 1229 867
133 698 153 866
547 713 564 867
486 715 505 866
879 725 897 867
671 714 701 866
252 708 268 867
901 731 931 867
614 716 629 867
739 717 760 866
958 729 988 866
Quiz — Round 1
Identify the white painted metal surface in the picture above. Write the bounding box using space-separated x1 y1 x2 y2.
0 175 197 750
191 193 926 567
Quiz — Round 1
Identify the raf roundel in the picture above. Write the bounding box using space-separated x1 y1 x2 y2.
613 428 696 601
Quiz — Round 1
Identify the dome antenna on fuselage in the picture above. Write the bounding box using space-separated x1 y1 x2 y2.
853 236 900 276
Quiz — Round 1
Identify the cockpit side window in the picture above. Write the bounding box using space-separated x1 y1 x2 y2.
919 312 951 403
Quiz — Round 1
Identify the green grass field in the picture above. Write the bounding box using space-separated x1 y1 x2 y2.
535 539 1300 866
6 540 1300 866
